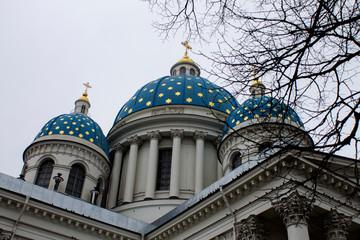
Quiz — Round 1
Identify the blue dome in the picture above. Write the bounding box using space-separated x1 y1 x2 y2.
113 75 240 125
224 96 303 134
35 113 109 156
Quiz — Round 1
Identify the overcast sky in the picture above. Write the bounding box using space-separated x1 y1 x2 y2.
0 0 214 177
0 1 358 178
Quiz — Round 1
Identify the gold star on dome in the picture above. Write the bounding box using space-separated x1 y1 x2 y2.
75 128 79 131
209 102 214 107
186 98 192 103
166 99 172 104
85 131 89 135
232 119 235 123
90 138 94 142
198 93 203 97
268 114 273 117
218 99 223 103
168 87 173 90
287 117 291 120
162 83 166 86
139 98 143 102
69 131 74 135
60 130 64 134
79 134 83 138
170 79 175 81
81 124 84 127
232 106 235 110
177 82 181 85
226 109 230 114
240 114 243 117
150 89 154 92
132 96 136 100
261 109 265 112
278 114 283 117
55 126 59 130
208 89 213 93
187 78 191 80
244 116 248 120
158 93 164 97
92 129 95 132
64 122 68 124
146 101 152 106
66 126 70 129
254 114 259 118
49 131 53 135
244 107 248 110
143 88 147 91
187 86 192 89
197 83 202 86
236 121 240 125
72 122 76 125
129 109 132 113
175 92 181 96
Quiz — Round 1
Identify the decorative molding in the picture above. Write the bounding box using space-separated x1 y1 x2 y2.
273 191 313 227
323 209 351 240
152 107 184 116
193 130 208 140
128 135 142 145
0 229 11 240
170 129 184 139
147 130 161 140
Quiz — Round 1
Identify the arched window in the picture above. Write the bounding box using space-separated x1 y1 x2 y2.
180 67 186 76
65 164 85 198
35 159 54 188
231 152 242 170
190 68 195 75
172 70 177 76
156 149 172 190
81 105 86 114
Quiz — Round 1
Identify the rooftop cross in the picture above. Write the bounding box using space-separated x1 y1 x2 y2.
181 41 192 57
83 82 92 93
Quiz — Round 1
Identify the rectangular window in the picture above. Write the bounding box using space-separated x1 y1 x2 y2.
156 149 172 190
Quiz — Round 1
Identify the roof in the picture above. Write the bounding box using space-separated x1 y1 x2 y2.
113 75 240 125
34 113 109 156
224 96 303 134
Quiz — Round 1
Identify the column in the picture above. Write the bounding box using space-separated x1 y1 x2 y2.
107 143 124 208
145 131 161 199
169 129 183 198
194 131 207 194
273 191 312 240
123 136 142 203
236 215 267 240
324 210 351 240
215 135 223 180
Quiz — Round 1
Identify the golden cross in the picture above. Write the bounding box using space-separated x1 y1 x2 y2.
252 67 259 81
83 82 92 93
181 41 192 56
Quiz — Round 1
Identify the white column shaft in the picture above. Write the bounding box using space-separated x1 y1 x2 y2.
287 224 310 240
107 148 123 208
123 143 139 203
145 138 159 199
169 137 181 197
195 138 205 194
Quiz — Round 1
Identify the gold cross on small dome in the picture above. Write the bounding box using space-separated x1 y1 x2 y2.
181 41 192 56
83 82 92 93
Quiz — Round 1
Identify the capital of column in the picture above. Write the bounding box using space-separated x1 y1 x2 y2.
214 135 222 146
147 130 161 140
236 215 267 240
128 135 142 145
324 210 351 240
273 191 312 227
171 129 184 138
194 130 207 140
113 143 124 152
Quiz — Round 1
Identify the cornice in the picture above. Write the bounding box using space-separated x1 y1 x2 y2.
24 141 111 177
0 190 141 240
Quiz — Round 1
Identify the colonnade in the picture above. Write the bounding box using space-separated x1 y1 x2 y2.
107 129 209 208
214 191 351 240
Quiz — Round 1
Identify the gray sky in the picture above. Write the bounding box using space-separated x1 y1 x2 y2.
0 0 212 177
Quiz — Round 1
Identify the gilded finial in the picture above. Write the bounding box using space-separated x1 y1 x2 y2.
251 67 263 86
77 82 91 103
181 41 192 57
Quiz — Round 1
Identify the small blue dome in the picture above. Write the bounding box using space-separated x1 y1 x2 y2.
35 113 109 156
224 96 303 134
113 75 240 125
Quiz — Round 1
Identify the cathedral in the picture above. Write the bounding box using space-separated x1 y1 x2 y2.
0 44 359 240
